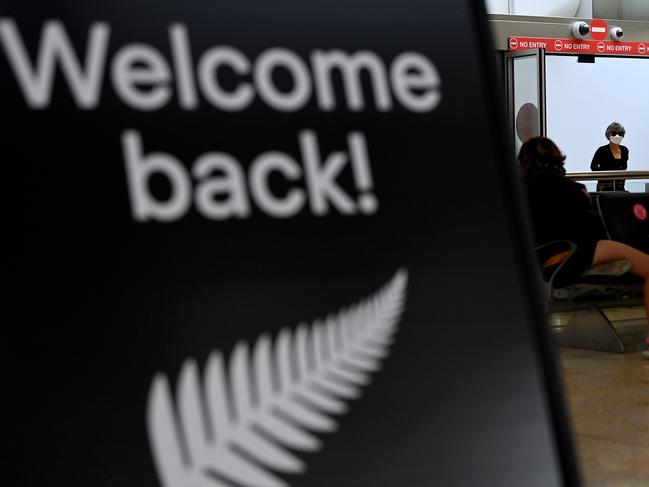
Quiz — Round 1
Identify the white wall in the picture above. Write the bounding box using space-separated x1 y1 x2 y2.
485 0 509 14
546 55 649 190
485 0 585 16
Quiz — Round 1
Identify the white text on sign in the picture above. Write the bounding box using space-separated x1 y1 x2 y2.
0 19 445 222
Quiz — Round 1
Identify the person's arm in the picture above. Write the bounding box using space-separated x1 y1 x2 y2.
559 177 593 211
557 178 605 242
527 173 598 245
621 146 628 170
591 147 603 170
535 171 592 213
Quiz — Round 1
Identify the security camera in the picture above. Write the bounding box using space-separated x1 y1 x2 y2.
572 21 590 39
610 26 624 40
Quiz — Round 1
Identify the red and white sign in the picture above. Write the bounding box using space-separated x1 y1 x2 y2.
508 36 649 56
590 19 608 41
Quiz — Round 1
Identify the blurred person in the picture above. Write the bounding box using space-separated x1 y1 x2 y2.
520 137 649 354
591 121 628 191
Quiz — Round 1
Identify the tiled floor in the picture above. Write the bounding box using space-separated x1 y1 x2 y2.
559 344 649 486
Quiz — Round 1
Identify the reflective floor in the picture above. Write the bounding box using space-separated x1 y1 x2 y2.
559 340 649 486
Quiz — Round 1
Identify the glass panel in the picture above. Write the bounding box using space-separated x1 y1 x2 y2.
513 55 540 155
546 54 649 191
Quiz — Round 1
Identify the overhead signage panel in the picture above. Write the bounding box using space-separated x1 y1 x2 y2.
509 36 649 56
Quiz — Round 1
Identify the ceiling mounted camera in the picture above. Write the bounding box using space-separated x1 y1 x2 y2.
610 26 624 40
572 21 590 39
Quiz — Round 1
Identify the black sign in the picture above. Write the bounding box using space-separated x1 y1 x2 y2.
4 0 577 485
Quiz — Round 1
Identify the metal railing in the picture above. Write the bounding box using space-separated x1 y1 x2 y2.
566 170 649 181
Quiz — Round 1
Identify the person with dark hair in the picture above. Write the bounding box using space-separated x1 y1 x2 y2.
591 121 628 191
520 136 649 354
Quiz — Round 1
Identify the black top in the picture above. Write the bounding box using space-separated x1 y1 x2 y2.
590 144 628 171
591 144 628 191
525 167 607 280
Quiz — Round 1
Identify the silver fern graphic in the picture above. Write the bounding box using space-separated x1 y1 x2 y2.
147 268 408 487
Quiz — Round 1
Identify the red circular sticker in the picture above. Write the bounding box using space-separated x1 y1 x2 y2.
591 18 608 41
633 203 647 221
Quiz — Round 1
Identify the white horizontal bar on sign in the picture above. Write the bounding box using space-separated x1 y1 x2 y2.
592 27 606 33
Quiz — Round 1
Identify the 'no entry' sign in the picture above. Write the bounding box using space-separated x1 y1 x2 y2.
508 36 649 56
590 18 608 41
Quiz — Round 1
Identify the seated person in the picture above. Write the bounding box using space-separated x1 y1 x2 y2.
520 137 649 354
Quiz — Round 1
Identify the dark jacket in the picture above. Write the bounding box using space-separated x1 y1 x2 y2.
591 144 628 191
525 167 607 278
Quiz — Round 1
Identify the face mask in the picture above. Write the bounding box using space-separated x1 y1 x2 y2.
610 135 624 145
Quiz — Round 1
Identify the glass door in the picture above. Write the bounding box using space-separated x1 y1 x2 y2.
506 49 546 157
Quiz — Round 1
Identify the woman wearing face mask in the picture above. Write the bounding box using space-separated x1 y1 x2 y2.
591 122 628 191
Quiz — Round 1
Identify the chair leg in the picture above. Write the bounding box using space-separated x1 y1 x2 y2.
558 306 624 353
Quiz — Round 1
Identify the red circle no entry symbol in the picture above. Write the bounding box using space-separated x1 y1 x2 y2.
591 19 608 41
597 42 606 53
510 37 519 50
639 43 647 55
554 39 563 51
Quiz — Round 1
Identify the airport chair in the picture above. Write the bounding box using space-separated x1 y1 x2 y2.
595 192 649 253
537 240 642 353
